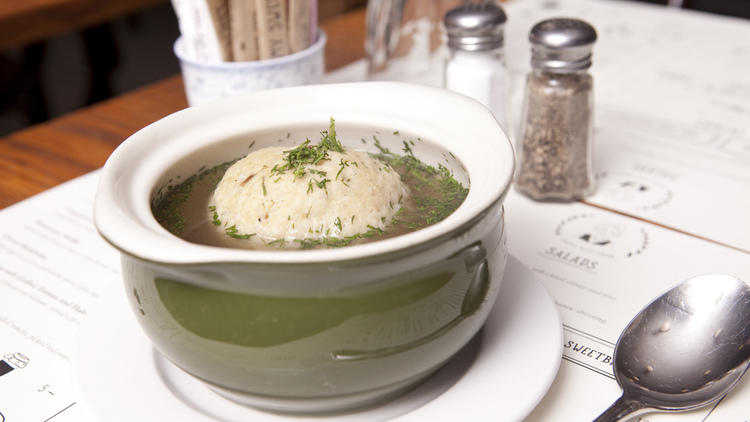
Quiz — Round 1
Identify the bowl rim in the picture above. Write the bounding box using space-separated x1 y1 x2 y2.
94 82 515 265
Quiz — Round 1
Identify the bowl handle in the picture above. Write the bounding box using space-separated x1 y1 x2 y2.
331 243 489 361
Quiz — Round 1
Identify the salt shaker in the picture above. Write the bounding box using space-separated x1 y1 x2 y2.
443 1 511 133
515 18 597 201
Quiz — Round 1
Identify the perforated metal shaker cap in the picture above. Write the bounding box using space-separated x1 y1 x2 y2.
445 1 507 52
529 18 597 71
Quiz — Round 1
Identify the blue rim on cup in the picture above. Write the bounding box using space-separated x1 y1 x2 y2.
174 30 327 106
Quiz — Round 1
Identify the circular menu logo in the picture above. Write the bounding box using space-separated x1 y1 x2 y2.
555 213 649 259
597 171 673 211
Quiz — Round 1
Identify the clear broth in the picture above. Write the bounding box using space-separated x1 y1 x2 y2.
152 140 468 250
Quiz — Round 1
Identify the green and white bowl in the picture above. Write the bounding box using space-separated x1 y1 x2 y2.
94 82 515 413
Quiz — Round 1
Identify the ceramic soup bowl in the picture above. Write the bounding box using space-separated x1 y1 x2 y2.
94 82 515 413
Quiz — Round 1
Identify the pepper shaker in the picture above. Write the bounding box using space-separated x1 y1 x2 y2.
515 18 597 201
443 1 511 134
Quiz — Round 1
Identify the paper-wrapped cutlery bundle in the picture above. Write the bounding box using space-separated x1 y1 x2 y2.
171 0 319 62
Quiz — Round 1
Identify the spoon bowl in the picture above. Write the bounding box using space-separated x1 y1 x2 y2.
594 274 750 421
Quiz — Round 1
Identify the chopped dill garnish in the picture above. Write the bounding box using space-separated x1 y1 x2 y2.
393 130 399 135
225 225 254 239
373 136 391 155
370 144 469 234
151 159 237 235
391 207 404 225
249 141 256 149
336 159 349 180
334 217 342 231
319 118 344 152
364 225 383 236
402 140 414 156
315 178 330 191
209 205 221 226
307 180 313 194
269 118 342 194
261 177 267 195
295 224 386 249
267 238 287 247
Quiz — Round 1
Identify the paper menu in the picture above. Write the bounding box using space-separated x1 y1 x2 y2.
1 173 747 422
0 155 749 421
2 1 750 419
0 172 115 422
504 190 750 421
502 0 750 253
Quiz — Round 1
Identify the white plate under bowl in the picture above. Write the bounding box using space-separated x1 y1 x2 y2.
74 256 562 421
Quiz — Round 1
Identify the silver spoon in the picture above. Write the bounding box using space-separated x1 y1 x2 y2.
594 274 750 421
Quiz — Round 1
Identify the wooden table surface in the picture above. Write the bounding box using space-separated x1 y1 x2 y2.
0 8 366 209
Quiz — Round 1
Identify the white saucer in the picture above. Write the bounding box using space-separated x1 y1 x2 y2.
74 257 562 422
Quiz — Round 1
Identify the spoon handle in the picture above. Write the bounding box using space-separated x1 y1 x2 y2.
593 396 648 422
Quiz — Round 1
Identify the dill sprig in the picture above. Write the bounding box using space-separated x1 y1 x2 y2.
267 238 287 247
270 118 344 182
209 205 221 226
336 159 350 180
295 225 385 249
225 225 254 239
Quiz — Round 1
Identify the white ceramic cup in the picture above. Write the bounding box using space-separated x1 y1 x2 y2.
174 31 326 106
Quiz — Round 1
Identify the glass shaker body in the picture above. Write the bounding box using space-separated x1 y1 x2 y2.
444 47 511 135
515 68 594 201
366 0 462 86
